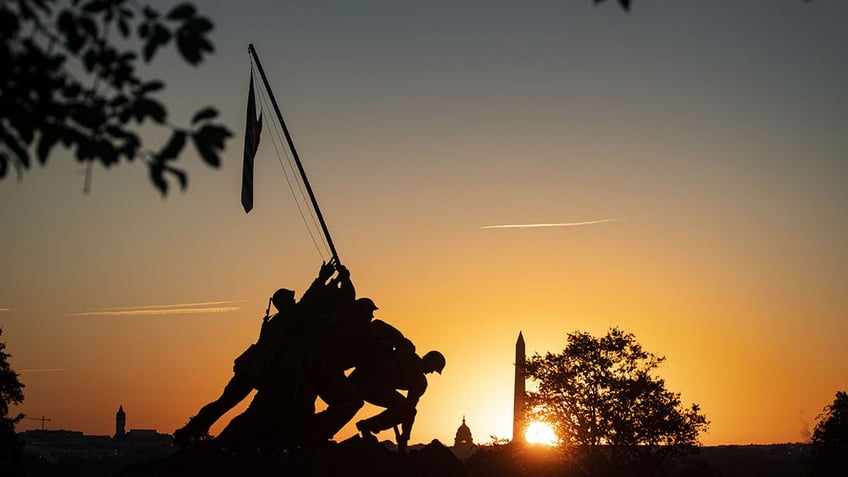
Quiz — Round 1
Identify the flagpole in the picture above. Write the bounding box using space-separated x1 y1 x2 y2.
248 43 341 265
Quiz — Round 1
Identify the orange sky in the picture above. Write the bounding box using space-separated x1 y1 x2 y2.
2 1 847 446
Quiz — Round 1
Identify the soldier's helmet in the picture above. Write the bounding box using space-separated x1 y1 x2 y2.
422 351 446 374
271 288 296 311
355 297 378 311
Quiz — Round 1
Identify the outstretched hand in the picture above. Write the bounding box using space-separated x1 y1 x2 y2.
318 261 335 281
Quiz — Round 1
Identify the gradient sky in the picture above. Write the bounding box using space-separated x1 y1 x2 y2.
2 0 847 446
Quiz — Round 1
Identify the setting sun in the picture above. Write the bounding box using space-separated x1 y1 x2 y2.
525 421 558 446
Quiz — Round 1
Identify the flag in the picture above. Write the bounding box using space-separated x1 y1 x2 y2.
242 70 262 213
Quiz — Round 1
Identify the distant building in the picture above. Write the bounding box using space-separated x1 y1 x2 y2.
115 405 126 438
451 416 476 460
19 405 172 463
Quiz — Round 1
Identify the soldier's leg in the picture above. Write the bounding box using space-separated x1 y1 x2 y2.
176 371 253 440
355 388 414 434
313 369 363 440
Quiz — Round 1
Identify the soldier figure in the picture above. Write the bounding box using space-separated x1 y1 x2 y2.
351 349 445 452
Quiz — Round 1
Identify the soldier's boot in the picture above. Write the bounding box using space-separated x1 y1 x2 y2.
355 419 378 442
173 417 209 449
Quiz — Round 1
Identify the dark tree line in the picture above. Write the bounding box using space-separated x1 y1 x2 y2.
809 391 848 477
0 328 25 476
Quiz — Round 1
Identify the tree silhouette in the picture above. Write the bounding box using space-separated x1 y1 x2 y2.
0 0 232 195
525 328 709 475
809 391 848 477
0 328 25 476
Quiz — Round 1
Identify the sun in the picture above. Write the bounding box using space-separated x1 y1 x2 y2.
525 421 558 446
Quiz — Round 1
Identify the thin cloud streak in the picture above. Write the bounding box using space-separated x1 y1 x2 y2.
70 300 245 317
480 219 618 229
104 300 247 311
71 306 242 317
18 368 66 373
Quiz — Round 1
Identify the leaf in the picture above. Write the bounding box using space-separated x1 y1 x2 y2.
189 17 213 34
195 124 232 150
193 124 232 168
139 80 165 94
133 98 167 123
143 24 172 61
166 165 188 190
82 0 109 13
36 132 58 164
191 107 217 124
78 16 98 38
167 3 196 20
148 162 168 196
143 5 159 20
158 130 187 161
118 18 129 37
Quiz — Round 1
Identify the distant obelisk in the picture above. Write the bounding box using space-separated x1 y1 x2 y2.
513 331 526 444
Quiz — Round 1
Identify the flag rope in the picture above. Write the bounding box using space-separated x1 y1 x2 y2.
249 60 331 261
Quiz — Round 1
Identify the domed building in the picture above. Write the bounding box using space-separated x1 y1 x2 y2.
451 416 476 460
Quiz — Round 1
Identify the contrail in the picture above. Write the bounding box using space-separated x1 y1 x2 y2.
480 219 618 229
0 307 9 312
18 368 65 373
70 300 245 317
102 300 247 311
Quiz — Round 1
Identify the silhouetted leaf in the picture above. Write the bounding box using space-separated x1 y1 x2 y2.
195 124 230 150
167 4 196 20
78 17 99 38
175 25 213 65
139 80 165 94
158 130 187 161
82 0 109 13
143 24 171 61
167 165 188 190
37 133 58 165
118 18 129 37
149 162 168 196
191 107 217 124
193 125 232 168
133 98 167 123
143 5 158 20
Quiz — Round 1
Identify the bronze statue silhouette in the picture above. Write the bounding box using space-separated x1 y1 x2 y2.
175 261 444 453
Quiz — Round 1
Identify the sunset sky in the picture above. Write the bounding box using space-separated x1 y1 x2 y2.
2 0 847 447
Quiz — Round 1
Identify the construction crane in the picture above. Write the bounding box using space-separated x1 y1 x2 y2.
25 415 51 430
